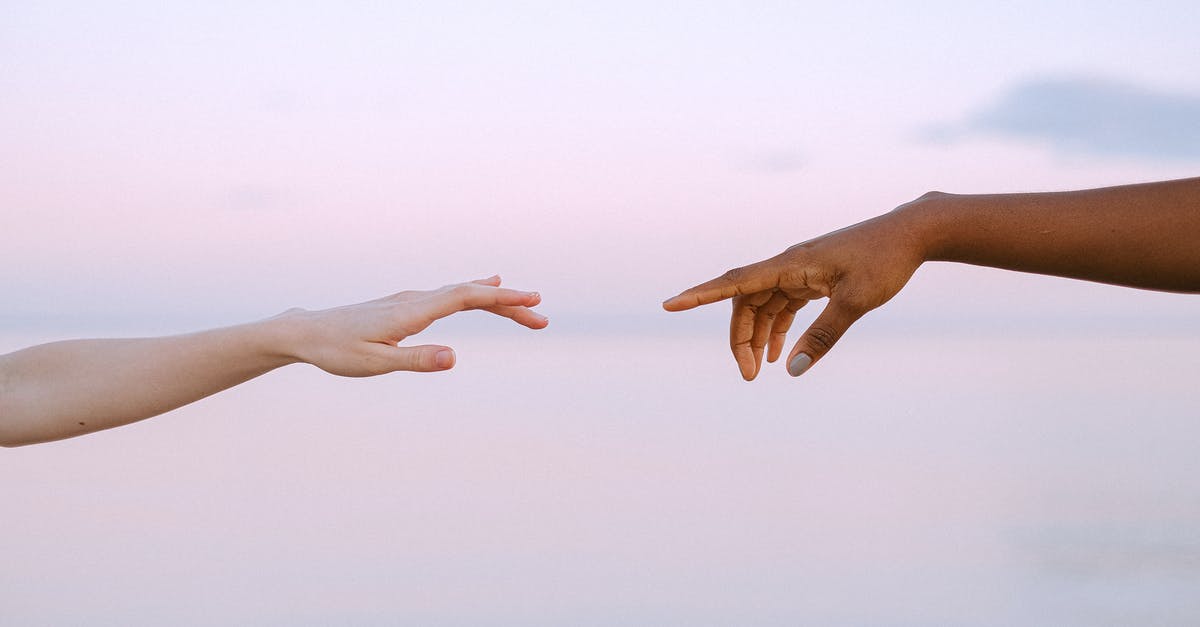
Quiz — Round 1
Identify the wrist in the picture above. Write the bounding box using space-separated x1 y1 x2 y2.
889 190 957 263
252 309 312 368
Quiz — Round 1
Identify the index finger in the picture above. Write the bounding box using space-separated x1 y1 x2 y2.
418 284 541 323
662 261 779 312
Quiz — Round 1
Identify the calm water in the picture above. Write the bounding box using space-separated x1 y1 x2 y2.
3 325 1199 626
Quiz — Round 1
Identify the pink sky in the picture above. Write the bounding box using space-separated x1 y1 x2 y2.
4 4 1200 625
3 2 1199 329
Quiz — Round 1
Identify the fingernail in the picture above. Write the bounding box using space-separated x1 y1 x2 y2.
787 353 813 377
435 349 455 369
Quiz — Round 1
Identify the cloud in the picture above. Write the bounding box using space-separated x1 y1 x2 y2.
936 77 1200 161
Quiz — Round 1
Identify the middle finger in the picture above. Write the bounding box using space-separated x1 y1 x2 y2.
481 305 549 329
750 291 790 376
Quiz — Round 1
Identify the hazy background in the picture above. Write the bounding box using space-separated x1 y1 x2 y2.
3 2 1199 625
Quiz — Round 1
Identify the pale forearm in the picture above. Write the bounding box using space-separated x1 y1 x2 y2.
904 177 1200 292
0 318 297 447
0 277 545 446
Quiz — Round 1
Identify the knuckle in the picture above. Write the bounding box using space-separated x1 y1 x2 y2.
804 324 840 353
780 244 814 265
720 266 747 283
448 284 475 303
399 350 425 371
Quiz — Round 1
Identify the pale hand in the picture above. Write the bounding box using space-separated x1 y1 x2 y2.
283 275 547 376
0 276 547 446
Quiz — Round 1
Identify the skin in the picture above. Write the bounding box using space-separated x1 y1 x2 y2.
663 176 1200 380
0 276 546 447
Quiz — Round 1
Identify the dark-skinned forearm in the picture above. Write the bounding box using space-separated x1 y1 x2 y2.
900 177 1200 293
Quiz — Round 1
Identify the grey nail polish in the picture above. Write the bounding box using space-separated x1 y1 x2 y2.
787 353 813 377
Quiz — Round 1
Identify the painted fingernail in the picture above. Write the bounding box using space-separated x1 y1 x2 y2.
787 353 813 377
435 349 455 369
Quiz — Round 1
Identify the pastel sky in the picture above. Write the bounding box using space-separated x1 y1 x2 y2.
4 5 1200 625
3 1 1200 332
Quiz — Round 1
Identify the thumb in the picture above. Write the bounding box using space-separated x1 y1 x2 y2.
785 297 861 377
387 344 457 373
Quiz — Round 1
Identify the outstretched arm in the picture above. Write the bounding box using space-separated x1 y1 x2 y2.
663 176 1200 380
0 276 546 447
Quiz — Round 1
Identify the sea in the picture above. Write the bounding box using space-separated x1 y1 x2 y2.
2 312 1199 626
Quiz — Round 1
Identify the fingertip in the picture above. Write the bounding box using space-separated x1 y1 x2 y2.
520 313 549 329
509 290 540 307
767 340 782 364
735 356 757 381
435 348 455 370
482 288 541 308
787 353 813 377
662 295 692 312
